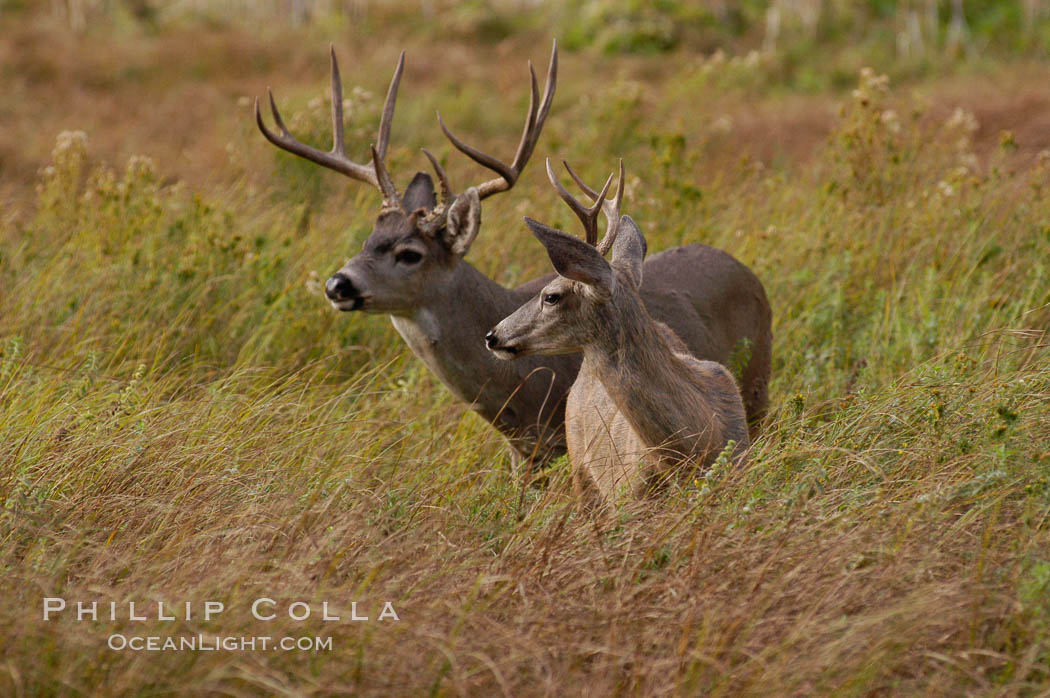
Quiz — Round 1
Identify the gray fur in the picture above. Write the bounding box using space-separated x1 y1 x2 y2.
329 176 771 468
402 172 438 212
443 187 481 257
525 217 613 292
609 215 645 287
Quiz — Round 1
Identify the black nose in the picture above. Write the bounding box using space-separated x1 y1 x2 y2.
485 330 499 349
325 274 358 301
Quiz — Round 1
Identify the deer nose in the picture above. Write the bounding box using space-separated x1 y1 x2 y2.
325 274 358 301
485 330 499 350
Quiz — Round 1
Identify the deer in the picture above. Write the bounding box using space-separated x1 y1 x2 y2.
486 160 750 504
256 43 771 473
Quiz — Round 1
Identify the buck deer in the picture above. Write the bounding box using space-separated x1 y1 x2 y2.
256 44 771 471
487 161 749 504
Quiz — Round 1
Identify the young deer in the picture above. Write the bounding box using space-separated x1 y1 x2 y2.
487 161 749 503
257 44 770 471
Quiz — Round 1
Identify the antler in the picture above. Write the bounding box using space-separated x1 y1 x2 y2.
256 46 405 210
545 158 611 247
546 158 625 256
434 39 558 202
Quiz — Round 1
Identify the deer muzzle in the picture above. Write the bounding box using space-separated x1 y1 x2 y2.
485 329 520 360
325 273 366 311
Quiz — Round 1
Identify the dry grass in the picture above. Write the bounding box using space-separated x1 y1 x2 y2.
1 5 1050 696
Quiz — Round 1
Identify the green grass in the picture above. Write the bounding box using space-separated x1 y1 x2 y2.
1 6 1050 695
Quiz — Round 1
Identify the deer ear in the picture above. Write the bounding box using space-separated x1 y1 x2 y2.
442 187 481 256
524 217 613 293
610 215 646 287
402 172 437 212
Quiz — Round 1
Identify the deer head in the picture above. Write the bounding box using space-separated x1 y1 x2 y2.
486 159 651 358
256 43 557 315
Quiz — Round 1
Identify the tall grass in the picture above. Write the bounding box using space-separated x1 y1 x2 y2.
1 19 1049 696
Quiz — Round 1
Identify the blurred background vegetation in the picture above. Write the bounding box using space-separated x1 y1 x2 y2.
6 0 1050 200
17 0 1050 67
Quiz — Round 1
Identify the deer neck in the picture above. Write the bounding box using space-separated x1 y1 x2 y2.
580 291 710 456
389 260 541 417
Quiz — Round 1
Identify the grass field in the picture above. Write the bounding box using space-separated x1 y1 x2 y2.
2 2 1050 695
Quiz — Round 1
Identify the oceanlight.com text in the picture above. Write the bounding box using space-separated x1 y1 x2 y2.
107 634 333 652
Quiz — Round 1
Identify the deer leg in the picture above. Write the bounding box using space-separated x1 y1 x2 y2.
507 443 524 477
572 465 604 513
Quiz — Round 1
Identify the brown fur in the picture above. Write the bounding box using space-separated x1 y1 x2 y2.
490 216 750 504
566 291 749 505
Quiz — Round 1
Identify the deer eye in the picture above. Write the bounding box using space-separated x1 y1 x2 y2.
542 292 562 306
394 249 423 265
